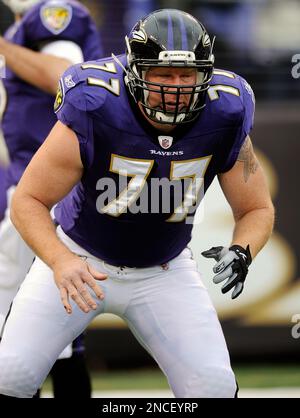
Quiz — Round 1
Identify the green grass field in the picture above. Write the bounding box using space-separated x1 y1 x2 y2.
42 364 300 393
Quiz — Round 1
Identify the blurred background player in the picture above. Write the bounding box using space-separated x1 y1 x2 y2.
0 0 103 398
0 132 8 222
0 158 7 222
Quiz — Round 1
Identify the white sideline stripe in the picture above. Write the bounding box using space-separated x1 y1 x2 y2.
41 388 300 398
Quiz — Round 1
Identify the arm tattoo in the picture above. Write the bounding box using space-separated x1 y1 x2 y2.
237 136 259 182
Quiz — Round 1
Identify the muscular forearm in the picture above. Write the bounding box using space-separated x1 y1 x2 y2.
231 206 275 258
11 193 76 269
0 36 71 94
11 192 106 315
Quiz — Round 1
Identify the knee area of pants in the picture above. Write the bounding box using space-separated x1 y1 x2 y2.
0 354 39 398
182 367 237 398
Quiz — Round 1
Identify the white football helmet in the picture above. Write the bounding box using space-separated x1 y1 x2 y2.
2 0 42 15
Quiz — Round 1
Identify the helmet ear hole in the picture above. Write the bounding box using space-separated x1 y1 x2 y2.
197 72 205 84
125 9 214 125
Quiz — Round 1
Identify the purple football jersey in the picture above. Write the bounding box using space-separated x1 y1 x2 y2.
54 56 255 267
1 0 103 189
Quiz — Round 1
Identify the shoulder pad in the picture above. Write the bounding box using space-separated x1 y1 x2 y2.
210 69 255 105
54 63 83 113
55 57 123 114
208 69 255 124
209 69 243 102
22 0 94 41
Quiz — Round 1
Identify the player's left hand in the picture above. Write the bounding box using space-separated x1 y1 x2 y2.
201 245 252 299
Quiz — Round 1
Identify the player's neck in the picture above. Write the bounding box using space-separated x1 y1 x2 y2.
15 14 22 22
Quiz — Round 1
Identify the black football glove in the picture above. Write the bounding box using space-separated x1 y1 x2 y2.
201 245 252 299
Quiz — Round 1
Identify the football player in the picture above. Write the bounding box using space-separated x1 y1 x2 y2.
0 0 103 398
0 9 274 398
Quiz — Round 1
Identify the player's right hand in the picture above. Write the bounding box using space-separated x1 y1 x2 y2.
52 254 107 314
201 245 252 299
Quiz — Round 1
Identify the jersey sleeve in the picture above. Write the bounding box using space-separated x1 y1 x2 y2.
219 76 255 172
22 0 103 60
54 65 94 168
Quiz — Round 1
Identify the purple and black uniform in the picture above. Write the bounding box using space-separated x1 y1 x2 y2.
1 0 103 189
55 56 255 267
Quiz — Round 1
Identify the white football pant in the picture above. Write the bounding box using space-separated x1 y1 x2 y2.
0 226 237 398
0 188 72 359
0 187 34 332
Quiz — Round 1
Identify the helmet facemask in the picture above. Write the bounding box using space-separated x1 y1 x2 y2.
136 55 213 124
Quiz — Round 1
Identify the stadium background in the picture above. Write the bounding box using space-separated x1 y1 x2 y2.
1 0 300 395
